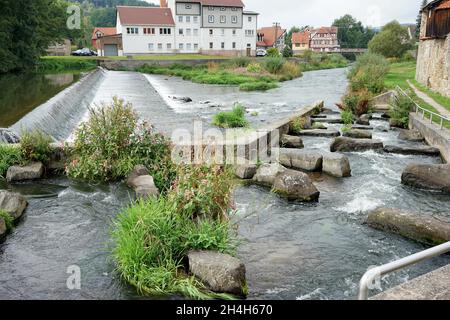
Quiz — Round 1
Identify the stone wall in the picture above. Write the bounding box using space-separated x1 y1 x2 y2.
409 113 450 163
416 13 450 98
100 58 230 70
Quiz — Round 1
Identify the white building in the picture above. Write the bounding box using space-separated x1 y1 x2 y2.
109 0 258 57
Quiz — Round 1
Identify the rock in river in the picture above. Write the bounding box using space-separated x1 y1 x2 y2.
401 164 450 193
322 152 351 178
383 145 441 156
330 137 383 152
253 163 286 187
127 165 160 198
366 208 450 246
356 114 371 126
188 251 246 296
398 129 424 142
312 118 343 124
0 128 20 144
297 129 341 137
127 165 150 188
0 190 27 220
278 149 323 172
351 124 373 131
343 129 372 139
235 164 257 180
272 169 320 202
281 134 304 149
6 162 44 182
171 96 192 103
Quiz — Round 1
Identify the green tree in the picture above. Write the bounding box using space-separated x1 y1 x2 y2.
332 14 376 48
416 0 428 38
368 21 413 58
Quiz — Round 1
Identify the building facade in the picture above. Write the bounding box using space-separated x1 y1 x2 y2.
309 27 340 52
92 27 117 50
416 0 450 98
291 30 310 55
101 0 258 57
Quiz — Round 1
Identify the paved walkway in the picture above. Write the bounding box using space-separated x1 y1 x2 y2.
407 80 450 119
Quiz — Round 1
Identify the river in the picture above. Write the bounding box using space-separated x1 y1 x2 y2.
0 68 449 300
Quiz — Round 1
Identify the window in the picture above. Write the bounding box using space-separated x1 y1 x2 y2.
231 16 237 24
144 28 155 35
126 27 139 34
186 16 191 23
96 32 103 38
245 30 254 36
231 7 237 11
187 43 192 51
185 4 192 9
209 42 213 49
248 17 252 22
194 43 199 50
179 16 183 23
220 15 226 23
179 28 184 35
208 6 214 10
193 29 199 36
208 15 214 23
193 16 198 23
186 28 191 36
158 43 163 50
209 29 213 35
232 29 236 36
247 43 251 48
167 43 172 50
221 42 225 49
221 29 225 36
148 43 154 50
160 28 171 35
179 43 184 50
232 42 236 49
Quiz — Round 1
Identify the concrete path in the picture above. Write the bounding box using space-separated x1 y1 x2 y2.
407 80 450 119
372 263 450 300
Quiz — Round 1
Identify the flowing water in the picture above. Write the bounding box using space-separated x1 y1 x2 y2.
1 68 449 300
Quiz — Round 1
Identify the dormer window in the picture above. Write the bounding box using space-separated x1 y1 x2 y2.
220 7 226 11
96 32 103 38
185 4 192 9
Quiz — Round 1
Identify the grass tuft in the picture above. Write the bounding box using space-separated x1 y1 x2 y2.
212 104 249 128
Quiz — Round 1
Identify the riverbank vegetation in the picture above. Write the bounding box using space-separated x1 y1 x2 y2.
36 57 98 73
212 104 249 128
295 51 349 72
0 145 22 178
0 210 14 232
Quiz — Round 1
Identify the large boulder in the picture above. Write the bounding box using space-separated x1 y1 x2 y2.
278 149 323 172
398 129 424 142
47 143 67 171
351 125 373 130
356 114 371 126
281 135 304 149
133 176 160 199
126 165 150 188
384 145 441 156
298 129 340 137
366 208 450 246
0 129 20 144
312 118 343 124
235 164 257 180
0 191 27 220
322 152 351 178
401 164 450 193
253 163 286 187
272 169 320 202
389 119 405 129
6 162 44 182
343 129 372 139
330 137 383 152
187 251 246 296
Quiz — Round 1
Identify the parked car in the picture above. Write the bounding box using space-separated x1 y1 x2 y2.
256 49 267 57
72 48 97 56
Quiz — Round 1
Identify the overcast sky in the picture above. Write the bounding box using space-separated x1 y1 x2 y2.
146 0 421 29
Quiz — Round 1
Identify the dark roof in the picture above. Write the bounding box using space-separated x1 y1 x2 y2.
422 0 450 11
117 6 175 26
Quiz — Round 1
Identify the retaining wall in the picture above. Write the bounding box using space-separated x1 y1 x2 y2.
409 113 450 163
100 58 231 70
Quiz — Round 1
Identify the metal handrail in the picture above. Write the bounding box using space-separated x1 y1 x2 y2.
396 85 450 130
358 241 450 300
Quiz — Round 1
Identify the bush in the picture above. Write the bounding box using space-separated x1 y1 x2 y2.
0 210 14 232
368 21 413 58
67 97 175 191
169 165 234 221
290 117 308 134
280 61 302 79
265 57 285 74
266 48 280 57
20 129 53 164
282 46 293 58
343 89 374 116
212 104 249 128
246 63 263 73
239 82 278 91
341 109 354 125
229 57 251 68
0 144 23 177
36 58 97 73
348 53 389 95
389 91 414 128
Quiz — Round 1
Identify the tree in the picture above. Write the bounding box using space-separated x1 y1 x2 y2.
332 14 376 49
416 0 428 38
282 46 293 58
368 21 413 58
